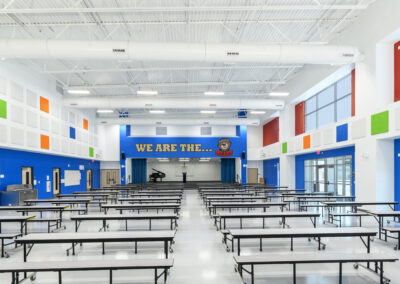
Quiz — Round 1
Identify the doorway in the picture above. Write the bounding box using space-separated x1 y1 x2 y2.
21 167 33 185
101 169 120 188
86 169 93 191
247 168 258 183
52 168 61 195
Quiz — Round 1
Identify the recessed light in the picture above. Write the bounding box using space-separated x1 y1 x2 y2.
200 110 216 114
250 111 266 114
149 110 165 114
97 109 114 113
67 89 90 95
204 91 224 96
137 90 158 96
269 92 289 97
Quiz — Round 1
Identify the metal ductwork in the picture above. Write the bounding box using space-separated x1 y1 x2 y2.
64 96 285 110
0 39 360 64
97 117 260 126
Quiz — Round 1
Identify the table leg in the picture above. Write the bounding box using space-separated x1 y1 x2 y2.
238 238 240 256
339 263 342 284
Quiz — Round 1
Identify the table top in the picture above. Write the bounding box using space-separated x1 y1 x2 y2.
71 213 178 220
323 201 398 206
216 212 320 218
211 202 286 207
0 215 35 221
101 203 181 208
0 206 68 211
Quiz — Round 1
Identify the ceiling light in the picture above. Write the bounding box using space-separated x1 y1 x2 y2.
96 109 114 114
137 90 158 96
204 91 224 96
67 89 90 95
179 158 190 162
269 92 289 97
158 158 169 162
149 110 165 114
200 110 216 114
250 111 266 114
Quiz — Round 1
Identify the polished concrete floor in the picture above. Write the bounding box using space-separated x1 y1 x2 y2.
0 191 399 283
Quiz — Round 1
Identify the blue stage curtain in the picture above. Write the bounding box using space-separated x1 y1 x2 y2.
131 159 147 184
221 158 235 183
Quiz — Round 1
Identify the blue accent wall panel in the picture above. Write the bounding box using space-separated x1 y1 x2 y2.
336 124 348 142
0 148 100 203
69 127 76 139
263 158 280 186
295 146 355 195
132 159 147 184
394 139 400 210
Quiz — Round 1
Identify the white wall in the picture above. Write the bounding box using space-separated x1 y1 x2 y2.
130 125 237 137
0 61 99 159
247 125 263 148
98 125 120 161
147 159 221 182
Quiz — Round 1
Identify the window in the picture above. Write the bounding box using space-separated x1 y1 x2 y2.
305 74 352 132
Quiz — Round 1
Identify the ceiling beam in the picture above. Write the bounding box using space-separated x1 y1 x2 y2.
0 5 370 15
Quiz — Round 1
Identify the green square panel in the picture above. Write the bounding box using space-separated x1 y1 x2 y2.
89 147 94 157
0 99 6 119
371 110 389 135
282 142 287 154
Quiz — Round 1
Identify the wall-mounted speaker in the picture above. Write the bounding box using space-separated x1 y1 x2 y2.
121 152 126 160
241 152 246 159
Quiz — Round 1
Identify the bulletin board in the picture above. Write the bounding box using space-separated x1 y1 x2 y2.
64 170 81 187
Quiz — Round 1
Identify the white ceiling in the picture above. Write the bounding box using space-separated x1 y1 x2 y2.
0 0 376 124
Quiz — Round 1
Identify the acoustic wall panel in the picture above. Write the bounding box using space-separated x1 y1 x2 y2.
40 97 49 113
51 120 59 135
0 76 6 95
26 131 39 148
311 131 321 148
396 107 400 131
51 137 60 152
69 141 75 154
61 124 69 137
10 82 23 102
89 134 95 146
51 102 60 118
69 111 75 126
323 128 334 145
0 124 7 143
295 137 302 151
61 140 68 153
10 105 24 124
89 147 94 158
40 116 50 131
371 110 389 135
10 127 24 146
69 127 76 139
287 141 294 153
40 134 50 150
351 118 367 139
303 135 311 149
83 118 88 130
94 137 98 147
0 99 6 119
263 118 279 146
61 109 68 122
26 110 38 128
26 90 38 108
81 132 88 143
336 124 348 142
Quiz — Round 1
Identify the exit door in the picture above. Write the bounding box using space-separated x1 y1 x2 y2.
247 168 258 184
21 167 33 185
52 168 61 195
86 169 92 191
315 165 334 193
101 170 120 188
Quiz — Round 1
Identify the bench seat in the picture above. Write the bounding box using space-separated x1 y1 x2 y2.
28 218 64 233
327 212 371 227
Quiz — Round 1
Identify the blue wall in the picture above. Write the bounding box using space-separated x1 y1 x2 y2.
120 125 247 184
0 148 100 202
295 146 355 195
263 158 280 186
394 139 400 210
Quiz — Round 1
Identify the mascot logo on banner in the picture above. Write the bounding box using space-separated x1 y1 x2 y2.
216 138 233 156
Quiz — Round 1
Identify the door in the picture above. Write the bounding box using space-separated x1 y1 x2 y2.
316 165 335 193
101 170 120 188
86 169 93 191
52 168 61 195
21 167 33 185
316 165 326 193
247 168 258 184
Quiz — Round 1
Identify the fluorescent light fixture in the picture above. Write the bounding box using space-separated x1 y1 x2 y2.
179 158 190 162
204 91 224 96
67 89 90 95
96 109 114 114
269 92 289 97
149 110 165 114
199 158 211 162
137 90 158 96
250 111 266 114
158 158 169 162
200 110 216 114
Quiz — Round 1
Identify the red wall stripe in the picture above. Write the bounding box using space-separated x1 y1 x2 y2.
263 117 279 147
295 102 305 136
351 69 355 116
395 41 400 102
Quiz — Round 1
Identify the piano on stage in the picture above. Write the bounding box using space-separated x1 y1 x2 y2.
149 168 166 183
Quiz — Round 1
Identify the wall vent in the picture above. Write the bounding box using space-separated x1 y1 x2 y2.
227 52 239 56
201 126 212 136
156 126 167 135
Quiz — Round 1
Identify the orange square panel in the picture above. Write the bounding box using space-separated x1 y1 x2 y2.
40 96 49 113
83 119 88 130
41 134 50 150
303 135 310 149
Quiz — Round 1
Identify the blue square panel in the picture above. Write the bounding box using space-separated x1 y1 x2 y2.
336 124 348 142
70 127 76 139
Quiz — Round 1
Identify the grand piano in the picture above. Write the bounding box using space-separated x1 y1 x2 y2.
149 168 166 183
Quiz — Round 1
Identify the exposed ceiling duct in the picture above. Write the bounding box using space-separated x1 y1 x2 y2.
0 39 360 64
63 96 285 110
97 117 260 126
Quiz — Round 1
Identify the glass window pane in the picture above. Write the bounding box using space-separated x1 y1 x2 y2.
337 75 352 99
317 86 335 108
305 112 317 132
317 103 335 128
305 96 316 114
336 95 351 122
